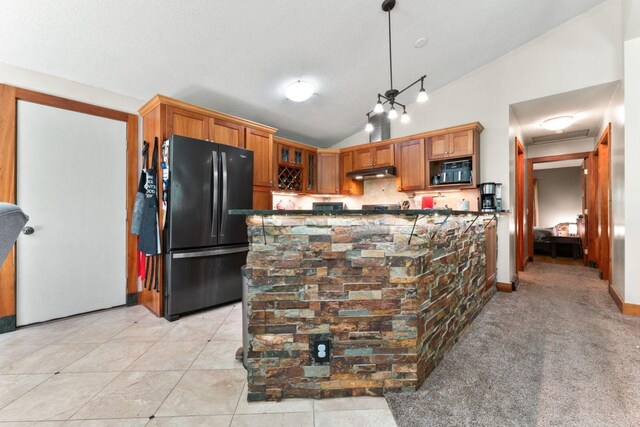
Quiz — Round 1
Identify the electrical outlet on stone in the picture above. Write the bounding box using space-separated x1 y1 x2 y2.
312 337 331 363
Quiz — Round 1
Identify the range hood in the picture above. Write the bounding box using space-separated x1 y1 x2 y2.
346 166 396 180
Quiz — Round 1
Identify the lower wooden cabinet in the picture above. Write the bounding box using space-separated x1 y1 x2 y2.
395 139 426 191
252 186 272 210
317 151 340 194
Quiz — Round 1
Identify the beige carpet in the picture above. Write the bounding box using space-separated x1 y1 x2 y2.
386 262 640 427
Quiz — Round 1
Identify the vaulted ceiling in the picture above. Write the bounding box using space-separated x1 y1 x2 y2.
0 0 606 147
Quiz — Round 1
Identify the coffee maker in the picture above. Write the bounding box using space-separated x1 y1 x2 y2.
479 182 502 212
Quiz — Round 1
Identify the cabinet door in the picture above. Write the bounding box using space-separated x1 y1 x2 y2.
396 139 425 191
318 152 340 194
353 148 374 170
429 134 450 159
252 186 272 210
209 118 244 148
340 152 364 195
373 144 394 167
245 128 273 188
449 130 474 157
166 106 208 140
305 151 317 193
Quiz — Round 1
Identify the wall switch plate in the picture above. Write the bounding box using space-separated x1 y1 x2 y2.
312 339 331 363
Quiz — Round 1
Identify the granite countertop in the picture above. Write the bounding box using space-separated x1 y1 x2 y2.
229 209 508 216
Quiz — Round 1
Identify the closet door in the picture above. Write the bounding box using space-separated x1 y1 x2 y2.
16 101 127 325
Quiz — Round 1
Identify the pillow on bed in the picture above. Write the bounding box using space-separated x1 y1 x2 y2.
533 227 553 241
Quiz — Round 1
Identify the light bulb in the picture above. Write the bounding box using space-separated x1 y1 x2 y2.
401 110 410 124
388 106 398 120
373 101 384 114
417 88 429 103
365 122 374 132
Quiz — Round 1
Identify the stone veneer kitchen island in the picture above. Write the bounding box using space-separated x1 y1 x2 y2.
230 209 499 402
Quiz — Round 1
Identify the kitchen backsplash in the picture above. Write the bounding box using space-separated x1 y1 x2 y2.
272 178 479 211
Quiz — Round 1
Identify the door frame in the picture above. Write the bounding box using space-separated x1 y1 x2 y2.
0 84 138 332
515 138 525 272
594 124 612 281
525 151 592 264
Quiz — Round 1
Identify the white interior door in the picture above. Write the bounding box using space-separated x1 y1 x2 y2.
16 101 127 326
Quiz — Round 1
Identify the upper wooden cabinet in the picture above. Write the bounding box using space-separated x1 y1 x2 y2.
166 106 209 140
246 128 273 188
352 143 395 170
428 129 474 159
340 152 364 195
318 151 340 194
395 139 426 192
209 118 244 148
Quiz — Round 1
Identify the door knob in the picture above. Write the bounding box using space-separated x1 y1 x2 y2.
22 226 35 235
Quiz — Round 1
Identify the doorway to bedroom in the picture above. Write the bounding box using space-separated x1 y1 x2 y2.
510 81 619 277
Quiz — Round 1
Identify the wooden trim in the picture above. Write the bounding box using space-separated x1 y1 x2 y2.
273 136 318 152
0 85 17 318
139 94 277 134
596 124 612 282
527 152 592 164
340 122 484 152
609 284 640 317
0 84 138 319
515 138 525 272
496 282 513 293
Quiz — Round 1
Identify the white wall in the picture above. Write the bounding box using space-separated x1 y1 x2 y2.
0 62 143 113
333 1 623 283
526 137 595 158
624 37 640 304
533 167 583 228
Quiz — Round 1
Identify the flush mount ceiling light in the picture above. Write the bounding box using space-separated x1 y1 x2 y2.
285 80 315 102
541 116 574 133
414 37 429 48
364 0 428 133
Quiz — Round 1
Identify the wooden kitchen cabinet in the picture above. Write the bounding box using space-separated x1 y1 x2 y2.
352 144 395 170
304 150 317 193
139 95 278 317
246 128 273 188
253 186 272 210
395 139 426 191
166 106 209 140
428 130 474 159
209 118 244 147
340 152 364 195
318 151 340 194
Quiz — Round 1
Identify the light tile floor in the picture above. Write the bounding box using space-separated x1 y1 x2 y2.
0 303 398 426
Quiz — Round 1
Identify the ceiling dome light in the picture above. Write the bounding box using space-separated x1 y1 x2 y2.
414 37 429 48
388 105 398 120
541 116 574 131
401 108 410 124
285 80 315 102
417 88 429 103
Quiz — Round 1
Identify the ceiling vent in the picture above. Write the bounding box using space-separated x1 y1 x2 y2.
530 129 590 145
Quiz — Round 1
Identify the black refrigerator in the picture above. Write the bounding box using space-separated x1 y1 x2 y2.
164 135 253 320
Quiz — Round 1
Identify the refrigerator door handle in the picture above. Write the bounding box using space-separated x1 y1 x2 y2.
220 151 229 237
211 150 219 238
173 245 249 259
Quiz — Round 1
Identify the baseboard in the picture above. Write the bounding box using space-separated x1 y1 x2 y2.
609 284 640 317
126 292 139 306
496 282 513 293
0 315 16 334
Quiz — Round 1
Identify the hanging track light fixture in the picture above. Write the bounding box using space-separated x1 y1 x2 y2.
365 0 428 132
